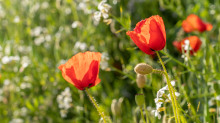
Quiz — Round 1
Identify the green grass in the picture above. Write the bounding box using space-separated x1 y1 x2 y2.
0 0 220 122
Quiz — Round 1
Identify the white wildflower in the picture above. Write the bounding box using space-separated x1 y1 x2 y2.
152 110 161 119
1 56 20 64
31 27 42 36
71 21 80 28
41 2 49 9
13 16 20 23
100 52 109 70
45 34 52 42
57 87 73 118
181 54 188 61
9 118 24 123
34 36 45 46
171 80 176 86
94 11 102 22
65 8 72 15
93 0 111 24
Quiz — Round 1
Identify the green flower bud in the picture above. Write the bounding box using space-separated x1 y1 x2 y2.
136 74 146 88
134 63 153 75
135 94 145 107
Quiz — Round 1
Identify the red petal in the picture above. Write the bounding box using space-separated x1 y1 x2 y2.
182 20 195 33
189 36 202 52
147 17 166 50
205 23 213 31
185 14 206 32
58 52 102 90
127 31 154 55
172 41 182 52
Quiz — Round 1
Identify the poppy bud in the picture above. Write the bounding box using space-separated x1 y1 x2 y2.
135 94 145 107
136 74 146 88
111 99 121 117
134 63 153 75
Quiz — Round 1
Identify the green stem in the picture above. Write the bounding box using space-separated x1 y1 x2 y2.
85 88 106 123
141 88 149 123
155 51 180 123
140 106 146 123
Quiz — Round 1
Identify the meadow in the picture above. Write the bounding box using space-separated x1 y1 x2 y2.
1 0 220 123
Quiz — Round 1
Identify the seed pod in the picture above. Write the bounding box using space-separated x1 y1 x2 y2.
136 74 146 88
135 94 145 107
134 63 153 75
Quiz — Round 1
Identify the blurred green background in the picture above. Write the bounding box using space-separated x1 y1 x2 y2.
1 0 220 122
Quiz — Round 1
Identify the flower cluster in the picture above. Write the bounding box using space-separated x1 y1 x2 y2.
100 52 110 70
173 14 212 56
93 0 112 25
57 87 73 118
152 81 180 119
30 26 52 46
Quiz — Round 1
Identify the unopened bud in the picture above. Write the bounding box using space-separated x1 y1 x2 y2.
135 94 145 107
111 99 121 117
136 74 146 88
134 63 153 75
162 114 168 123
209 108 216 113
158 107 166 112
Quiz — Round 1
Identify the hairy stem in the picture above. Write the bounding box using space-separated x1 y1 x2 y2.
156 51 180 123
140 106 146 123
85 88 106 123
141 88 149 123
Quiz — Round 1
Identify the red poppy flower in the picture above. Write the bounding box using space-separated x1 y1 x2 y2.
182 14 213 33
173 36 202 54
58 51 102 90
126 15 166 55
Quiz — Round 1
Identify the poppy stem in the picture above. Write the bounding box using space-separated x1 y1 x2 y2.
155 51 180 123
141 88 149 123
85 87 106 123
139 106 146 123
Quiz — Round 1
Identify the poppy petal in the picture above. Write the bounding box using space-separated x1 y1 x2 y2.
58 51 102 90
205 23 213 31
127 31 155 54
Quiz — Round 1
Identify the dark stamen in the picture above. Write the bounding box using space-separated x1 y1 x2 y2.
150 48 155 51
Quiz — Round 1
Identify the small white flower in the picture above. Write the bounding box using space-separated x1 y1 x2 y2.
41 2 49 9
45 34 52 42
175 92 180 97
152 110 161 119
9 118 24 123
34 36 45 46
71 21 79 28
171 81 176 86
113 0 118 4
2 56 11 64
98 1 111 12
65 8 72 15
3 79 10 86
157 90 165 98
181 54 188 61
13 16 20 23
94 11 102 21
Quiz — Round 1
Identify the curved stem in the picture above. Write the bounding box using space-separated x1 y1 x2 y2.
85 88 106 123
156 51 180 123
141 88 149 123
140 106 146 123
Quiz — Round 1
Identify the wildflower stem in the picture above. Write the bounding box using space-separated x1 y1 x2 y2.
155 51 180 123
141 88 149 123
139 106 146 123
85 88 106 123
